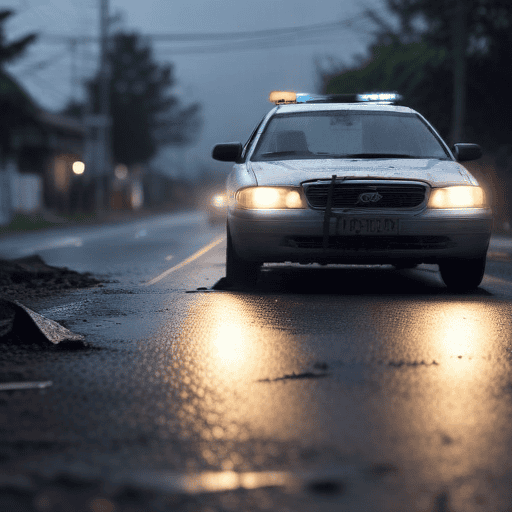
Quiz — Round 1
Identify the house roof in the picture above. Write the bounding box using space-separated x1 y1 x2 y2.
37 109 86 137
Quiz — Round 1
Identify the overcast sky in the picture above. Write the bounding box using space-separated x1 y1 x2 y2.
2 0 389 179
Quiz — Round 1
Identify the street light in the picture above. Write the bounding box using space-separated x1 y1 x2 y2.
72 161 85 175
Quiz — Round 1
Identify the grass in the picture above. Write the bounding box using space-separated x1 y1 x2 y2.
0 212 100 235
0 213 56 234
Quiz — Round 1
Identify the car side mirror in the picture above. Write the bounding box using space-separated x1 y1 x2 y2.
452 143 482 162
212 142 243 162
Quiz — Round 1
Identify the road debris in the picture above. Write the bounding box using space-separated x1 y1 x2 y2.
0 298 86 346
0 254 98 346
257 371 330 382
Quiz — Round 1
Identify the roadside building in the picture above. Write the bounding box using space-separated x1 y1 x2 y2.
0 70 88 223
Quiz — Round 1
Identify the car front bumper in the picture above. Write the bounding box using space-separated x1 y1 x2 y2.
228 207 493 264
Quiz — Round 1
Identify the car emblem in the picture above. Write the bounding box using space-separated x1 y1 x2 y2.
357 191 383 204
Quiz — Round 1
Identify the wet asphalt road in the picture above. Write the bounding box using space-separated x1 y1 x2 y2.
1 210 512 511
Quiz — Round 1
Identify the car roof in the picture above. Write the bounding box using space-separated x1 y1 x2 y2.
273 103 417 115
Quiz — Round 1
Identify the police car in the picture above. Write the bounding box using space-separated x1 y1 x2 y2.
212 91 492 291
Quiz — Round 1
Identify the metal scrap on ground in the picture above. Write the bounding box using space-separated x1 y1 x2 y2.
0 298 85 345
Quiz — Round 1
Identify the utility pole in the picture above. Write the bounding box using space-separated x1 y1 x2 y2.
97 0 111 211
69 38 77 103
451 0 468 144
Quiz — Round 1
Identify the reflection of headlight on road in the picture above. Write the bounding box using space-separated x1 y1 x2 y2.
212 324 246 365
424 302 493 382
211 194 227 208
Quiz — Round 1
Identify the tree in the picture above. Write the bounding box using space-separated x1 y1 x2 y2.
0 10 37 66
323 40 452 139
0 10 38 160
86 32 201 167
368 0 512 145
322 0 512 148
373 0 512 56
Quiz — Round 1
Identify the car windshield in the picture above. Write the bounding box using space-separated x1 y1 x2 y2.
251 110 450 161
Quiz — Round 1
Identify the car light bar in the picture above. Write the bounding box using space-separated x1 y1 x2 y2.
269 91 402 105
356 92 402 103
269 91 298 104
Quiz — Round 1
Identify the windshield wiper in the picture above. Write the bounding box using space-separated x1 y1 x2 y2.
260 150 314 158
262 151 444 160
342 153 416 159
313 152 418 159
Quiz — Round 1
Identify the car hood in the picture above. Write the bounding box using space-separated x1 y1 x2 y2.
249 159 478 187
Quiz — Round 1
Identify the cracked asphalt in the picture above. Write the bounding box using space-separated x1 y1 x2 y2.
1 211 512 511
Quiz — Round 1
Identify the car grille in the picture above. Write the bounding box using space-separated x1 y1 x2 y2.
303 182 426 209
285 236 452 251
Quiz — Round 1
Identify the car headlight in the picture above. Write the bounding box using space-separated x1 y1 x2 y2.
427 186 486 209
236 187 307 209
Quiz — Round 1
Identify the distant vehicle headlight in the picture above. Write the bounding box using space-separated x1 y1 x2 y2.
428 186 486 209
211 194 227 208
236 187 307 209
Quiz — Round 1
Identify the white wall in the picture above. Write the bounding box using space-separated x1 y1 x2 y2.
0 159 15 226
0 160 43 225
12 173 43 213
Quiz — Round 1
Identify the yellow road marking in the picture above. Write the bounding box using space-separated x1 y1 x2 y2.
487 251 512 262
144 236 225 286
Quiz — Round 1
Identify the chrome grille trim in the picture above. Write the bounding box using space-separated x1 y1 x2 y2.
303 180 428 210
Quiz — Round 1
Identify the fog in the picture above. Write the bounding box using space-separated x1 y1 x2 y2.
2 0 385 178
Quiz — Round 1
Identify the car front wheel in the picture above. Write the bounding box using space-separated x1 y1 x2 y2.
438 255 486 292
226 226 260 287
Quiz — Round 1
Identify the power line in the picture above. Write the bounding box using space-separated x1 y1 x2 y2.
139 17 365 42
14 48 70 77
8 9 382 108
34 17 373 57
39 13 371 45
152 32 366 56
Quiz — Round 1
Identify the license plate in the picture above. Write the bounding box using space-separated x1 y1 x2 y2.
337 218 399 235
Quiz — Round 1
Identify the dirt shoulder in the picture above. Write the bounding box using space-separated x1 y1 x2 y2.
0 254 102 305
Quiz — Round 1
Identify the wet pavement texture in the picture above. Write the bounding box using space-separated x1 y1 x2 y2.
1 211 512 511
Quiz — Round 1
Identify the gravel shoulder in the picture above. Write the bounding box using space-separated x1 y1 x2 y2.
0 255 102 305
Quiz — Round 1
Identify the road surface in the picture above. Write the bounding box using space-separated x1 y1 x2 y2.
1 210 512 511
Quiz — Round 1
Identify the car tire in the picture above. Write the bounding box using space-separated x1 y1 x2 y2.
438 255 486 292
226 225 260 287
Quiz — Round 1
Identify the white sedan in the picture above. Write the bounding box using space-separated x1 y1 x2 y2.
212 92 492 291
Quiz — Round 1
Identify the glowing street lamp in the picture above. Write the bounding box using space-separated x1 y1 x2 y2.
72 161 85 175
